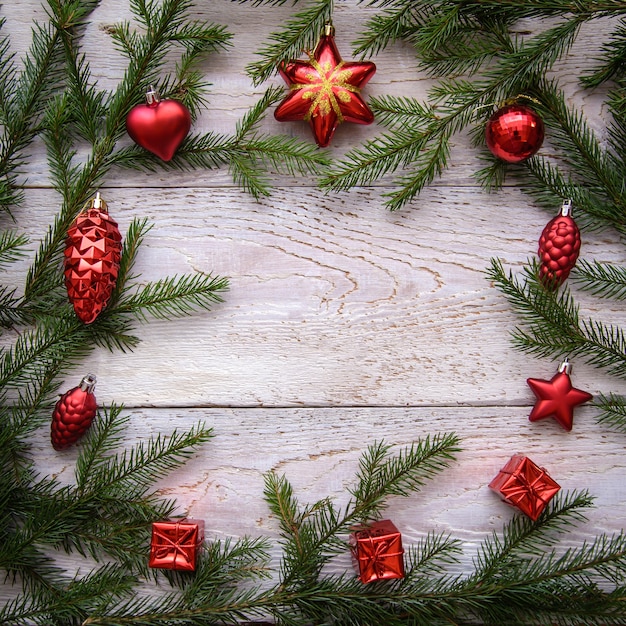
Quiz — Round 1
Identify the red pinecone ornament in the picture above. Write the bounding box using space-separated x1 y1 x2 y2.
64 193 122 324
538 200 581 289
51 374 97 450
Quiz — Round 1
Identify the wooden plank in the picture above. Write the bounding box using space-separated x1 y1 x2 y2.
0 2 615 188
1 0 625 615
6 186 624 407
34 406 626 578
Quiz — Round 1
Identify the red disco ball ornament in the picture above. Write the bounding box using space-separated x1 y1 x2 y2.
485 104 545 163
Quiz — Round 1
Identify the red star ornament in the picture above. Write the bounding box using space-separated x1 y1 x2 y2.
274 25 376 147
527 359 592 431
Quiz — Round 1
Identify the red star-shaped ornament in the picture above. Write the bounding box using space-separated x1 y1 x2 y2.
527 359 592 431
274 24 376 147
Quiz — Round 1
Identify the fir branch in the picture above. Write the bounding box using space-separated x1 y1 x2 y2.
228 87 331 195
169 20 233 118
48 0 110 147
517 156 619 232
41 92 82 203
0 287 29 329
474 155 510 191
0 565 136 626
0 0 102 211
406 1 512 67
180 536 272 598
169 20 233 53
229 152 273 200
352 1 424 58
349 434 461 521
113 87 330 198
263 471 301 542
114 133 234 172
84 316 143 354
604 104 626 217
581 17 626 87
2 363 62 441
85 586 288 626
487 258 626 378
450 0 626 12
404 530 463 579
0 18 17 124
573 259 626 300
81 421 213 500
369 94 437 130
470 490 594 584
268 436 460 588
320 122 429 193
236 85 285 140
240 133 331 179
0 20 65 213
23 202 79 308
0 229 28 270
0 315 93 395
382 133 450 211
0 368 61 495
105 0 231 139
106 21 142 61
24 0 232 308
114 273 229 322
111 218 153 307
319 72 499 209
245 0 334 86
4 416 212 581
329 5 625 210
594 393 626 433
417 22 512 78
75 404 130 492
485 16 583 85
527 84 626 228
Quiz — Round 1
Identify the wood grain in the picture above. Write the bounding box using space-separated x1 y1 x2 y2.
2 0 626 604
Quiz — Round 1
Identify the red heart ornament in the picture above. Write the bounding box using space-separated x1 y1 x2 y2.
126 88 191 161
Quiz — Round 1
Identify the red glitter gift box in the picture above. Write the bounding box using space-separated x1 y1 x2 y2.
350 519 405 584
489 455 560 521
149 518 204 571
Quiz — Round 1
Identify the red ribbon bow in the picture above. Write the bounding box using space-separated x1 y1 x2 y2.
358 535 404 581
503 463 557 519
153 522 198 567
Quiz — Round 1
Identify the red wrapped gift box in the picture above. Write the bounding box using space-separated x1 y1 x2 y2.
350 519 405 584
149 519 204 571
489 455 560 521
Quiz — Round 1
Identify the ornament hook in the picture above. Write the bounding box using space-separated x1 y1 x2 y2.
561 199 573 216
91 191 103 210
145 85 160 106
89 191 108 213
79 373 97 392
558 358 572 375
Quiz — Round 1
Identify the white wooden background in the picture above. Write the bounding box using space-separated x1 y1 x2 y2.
3 0 626 594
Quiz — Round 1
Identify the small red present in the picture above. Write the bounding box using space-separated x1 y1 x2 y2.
350 519 405 584
149 518 204 571
489 455 560 521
